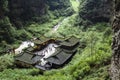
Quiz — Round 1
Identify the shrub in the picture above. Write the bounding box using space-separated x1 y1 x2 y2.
0 54 14 71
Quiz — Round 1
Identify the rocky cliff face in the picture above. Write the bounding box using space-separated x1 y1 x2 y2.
47 0 73 16
9 0 48 28
8 0 73 28
0 0 73 28
78 0 113 26
110 0 120 80
0 0 73 43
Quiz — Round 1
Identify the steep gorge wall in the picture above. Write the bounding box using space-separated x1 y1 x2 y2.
110 0 120 80
78 0 113 26
47 0 74 16
9 0 48 28
8 0 73 28
0 0 73 43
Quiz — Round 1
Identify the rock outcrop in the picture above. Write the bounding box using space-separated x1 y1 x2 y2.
110 0 120 80
0 0 73 28
0 0 73 43
78 0 113 26
9 0 48 28
8 0 73 28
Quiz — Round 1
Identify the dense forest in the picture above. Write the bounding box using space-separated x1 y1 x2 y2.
0 0 119 80
0 0 73 44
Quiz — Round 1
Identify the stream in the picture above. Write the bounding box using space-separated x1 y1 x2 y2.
51 18 68 32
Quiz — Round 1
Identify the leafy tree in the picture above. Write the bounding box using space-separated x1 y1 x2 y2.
0 17 16 43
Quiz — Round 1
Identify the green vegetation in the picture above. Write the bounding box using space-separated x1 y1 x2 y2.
70 0 80 12
0 13 112 79
47 0 74 17
0 17 16 43
0 54 14 71
78 0 112 26
0 0 74 46
0 0 112 80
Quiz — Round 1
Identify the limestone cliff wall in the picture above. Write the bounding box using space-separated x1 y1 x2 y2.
110 0 120 80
